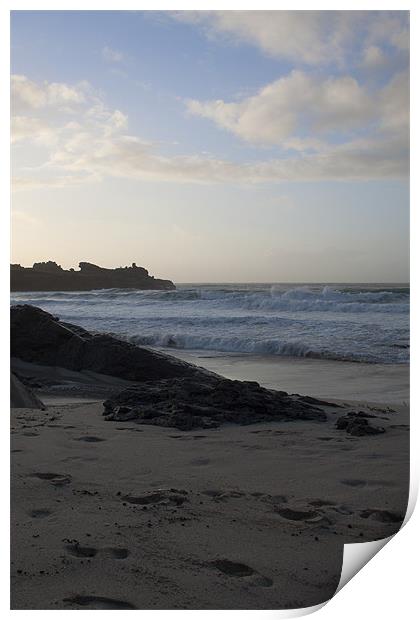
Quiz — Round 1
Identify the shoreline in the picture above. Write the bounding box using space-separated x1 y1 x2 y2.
10 305 410 609
152 348 409 404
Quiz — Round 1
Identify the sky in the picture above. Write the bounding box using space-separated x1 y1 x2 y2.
10 10 409 283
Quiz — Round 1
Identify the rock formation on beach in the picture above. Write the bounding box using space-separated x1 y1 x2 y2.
11 305 196 382
103 377 327 430
10 304 329 428
336 411 385 436
10 261 175 291
10 372 45 409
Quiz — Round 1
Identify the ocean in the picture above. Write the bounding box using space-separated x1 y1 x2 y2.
11 283 409 365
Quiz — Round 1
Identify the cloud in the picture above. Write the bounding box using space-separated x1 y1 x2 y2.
379 70 409 132
11 209 39 225
362 45 387 68
12 174 99 192
173 10 409 66
367 13 410 51
102 46 124 62
11 116 58 145
11 73 408 191
11 75 86 111
93 137 406 182
187 70 379 146
187 68 409 155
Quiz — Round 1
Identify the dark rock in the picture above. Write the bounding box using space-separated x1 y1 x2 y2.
10 372 45 409
11 305 329 430
10 261 175 291
298 395 342 408
103 376 327 430
10 305 206 383
336 412 385 436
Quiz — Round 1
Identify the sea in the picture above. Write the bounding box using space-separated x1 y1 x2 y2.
11 283 409 365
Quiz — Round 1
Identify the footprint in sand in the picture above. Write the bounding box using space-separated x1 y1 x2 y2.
267 494 289 504
359 509 404 524
309 499 336 508
169 434 208 441
65 544 98 558
74 436 106 443
30 472 72 486
29 509 52 519
65 543 129 560
209 559 273 587
202 489 246 502
210 559 255 577
122 488 189 506
275 507 319 521
340 479 367 488
341 479 396 489
332 505 354 516
64 595 136 609
105 547 130 559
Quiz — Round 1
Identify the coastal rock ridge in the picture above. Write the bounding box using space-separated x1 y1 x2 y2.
10 261 175 291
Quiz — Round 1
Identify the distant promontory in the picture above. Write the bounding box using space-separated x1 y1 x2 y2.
10 261 175 292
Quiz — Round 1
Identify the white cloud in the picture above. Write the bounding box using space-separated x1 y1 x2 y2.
379 70 409 132
362 45 387 68
367 13 409 52
102 46 124 63
187 68 409 153
11 116 57 145
187 70 378 146
173 11 408 66
174 11 349 65
11 73 408 191
11 75 86 111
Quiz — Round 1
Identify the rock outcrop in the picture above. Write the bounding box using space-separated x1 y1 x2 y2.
10 261 175 291
10 304 329 429
103 378 327 430
336 412 385 436
10 372 45 409
10 305 200 382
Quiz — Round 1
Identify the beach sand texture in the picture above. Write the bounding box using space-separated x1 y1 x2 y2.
11 394 408 609
10 305 409 609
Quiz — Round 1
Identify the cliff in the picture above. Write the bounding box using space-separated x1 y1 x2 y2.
10 261 175 292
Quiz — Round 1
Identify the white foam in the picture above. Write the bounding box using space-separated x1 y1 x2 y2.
10 284 409 364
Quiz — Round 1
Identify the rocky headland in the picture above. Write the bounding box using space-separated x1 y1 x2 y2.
10 261 175 291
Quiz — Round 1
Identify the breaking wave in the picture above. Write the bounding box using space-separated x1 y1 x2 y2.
11 283 409 364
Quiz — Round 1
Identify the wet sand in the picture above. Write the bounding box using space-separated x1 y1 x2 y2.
160 350 409 404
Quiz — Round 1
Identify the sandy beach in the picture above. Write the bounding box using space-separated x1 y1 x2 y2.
11 372 409 609
10 7 410 612
10 305 410 609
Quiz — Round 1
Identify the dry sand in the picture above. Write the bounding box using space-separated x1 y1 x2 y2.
11 376 409 609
